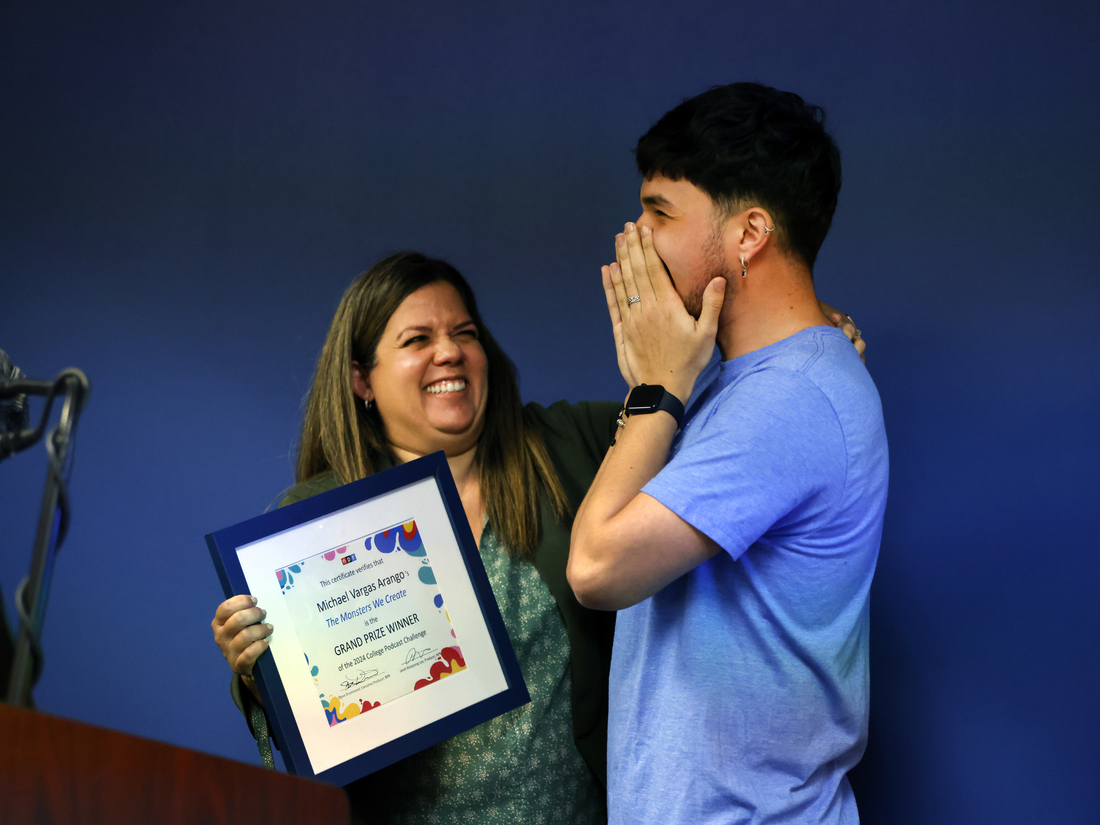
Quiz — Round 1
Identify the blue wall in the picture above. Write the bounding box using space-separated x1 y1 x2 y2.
2 2 1097 822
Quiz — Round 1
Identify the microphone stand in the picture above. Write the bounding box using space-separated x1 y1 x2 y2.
2 369 90 707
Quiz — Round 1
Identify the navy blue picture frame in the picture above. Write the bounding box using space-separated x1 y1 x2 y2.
206 451 529 786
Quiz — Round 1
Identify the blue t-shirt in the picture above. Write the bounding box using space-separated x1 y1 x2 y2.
607 326 889 825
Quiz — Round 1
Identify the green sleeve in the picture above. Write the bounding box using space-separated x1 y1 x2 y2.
523 399 620 510
523 398 620 788
278 473 341 507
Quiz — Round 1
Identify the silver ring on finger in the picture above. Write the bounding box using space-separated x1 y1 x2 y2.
627 295 641 305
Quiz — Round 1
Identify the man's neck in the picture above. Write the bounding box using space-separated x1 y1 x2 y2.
714 257 830 361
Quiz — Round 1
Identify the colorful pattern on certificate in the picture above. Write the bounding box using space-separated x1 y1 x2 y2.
276 520 465 726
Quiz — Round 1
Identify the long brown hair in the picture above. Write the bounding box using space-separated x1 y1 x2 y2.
296 252 570 556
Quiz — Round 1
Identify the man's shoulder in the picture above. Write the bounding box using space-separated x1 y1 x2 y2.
732 327 864 380
699 361 839 436
710 327 880 426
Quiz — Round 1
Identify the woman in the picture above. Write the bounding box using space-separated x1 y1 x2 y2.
213 252 620 823
211 251 865 823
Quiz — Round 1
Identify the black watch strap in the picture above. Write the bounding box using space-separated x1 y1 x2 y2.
625 384 685 427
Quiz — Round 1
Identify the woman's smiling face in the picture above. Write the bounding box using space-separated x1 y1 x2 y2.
358 280 489 458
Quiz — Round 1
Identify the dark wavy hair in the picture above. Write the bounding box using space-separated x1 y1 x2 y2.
635 82 842 270
297 252 570 556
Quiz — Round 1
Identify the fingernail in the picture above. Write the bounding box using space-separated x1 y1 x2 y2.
626 222 636 233
249 595 257 605
610 262 620 274
616 234 625 246
641 225 651 236
261 609 268 619
264 623 274 632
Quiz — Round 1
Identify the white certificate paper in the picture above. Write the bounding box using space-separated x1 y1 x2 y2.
207 453 529 784
276 519 465 722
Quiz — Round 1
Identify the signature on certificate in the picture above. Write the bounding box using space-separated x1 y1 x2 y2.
404 647 435 666
339 669 380 690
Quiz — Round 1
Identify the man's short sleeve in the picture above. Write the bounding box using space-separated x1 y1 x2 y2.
642 368 848 560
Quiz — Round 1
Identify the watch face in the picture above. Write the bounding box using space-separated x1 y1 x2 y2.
626 384 665 413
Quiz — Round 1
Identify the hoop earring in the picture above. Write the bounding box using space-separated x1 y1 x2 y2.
364 398 373 412
741 257 748 278
764 224 775 235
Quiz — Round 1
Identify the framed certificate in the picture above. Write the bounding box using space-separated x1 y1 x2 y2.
206 452 529 786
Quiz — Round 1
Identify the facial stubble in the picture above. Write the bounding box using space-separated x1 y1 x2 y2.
680 218 735 320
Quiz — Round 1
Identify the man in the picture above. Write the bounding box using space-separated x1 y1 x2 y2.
567 83 888 824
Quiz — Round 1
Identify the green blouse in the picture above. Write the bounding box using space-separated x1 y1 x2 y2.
353 525 605 824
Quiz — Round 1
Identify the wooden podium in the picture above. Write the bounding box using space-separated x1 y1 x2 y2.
0 703 350 825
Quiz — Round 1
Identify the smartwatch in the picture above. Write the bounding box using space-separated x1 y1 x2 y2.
624 384 685 427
